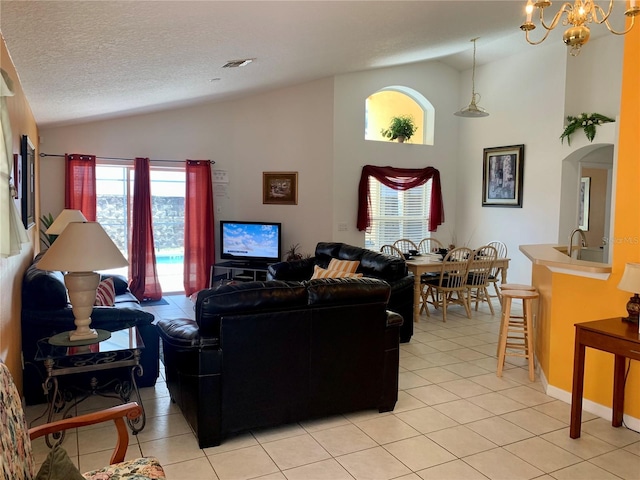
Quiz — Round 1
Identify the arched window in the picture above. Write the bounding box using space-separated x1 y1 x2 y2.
365 86 434 145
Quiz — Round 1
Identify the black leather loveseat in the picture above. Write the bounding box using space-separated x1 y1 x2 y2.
157 278 403 447
21 253 160 405
268 242 414 342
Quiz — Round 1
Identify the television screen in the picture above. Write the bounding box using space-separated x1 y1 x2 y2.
220 221 282 264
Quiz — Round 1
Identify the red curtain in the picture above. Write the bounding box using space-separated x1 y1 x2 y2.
64 154 97 221
129 157 162 301
357 165 444 232
184 160 214 296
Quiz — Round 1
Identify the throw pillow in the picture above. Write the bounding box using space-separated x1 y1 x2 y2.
95 277 116 306
327 258 360 274
35 444 85 480
311 265 364 279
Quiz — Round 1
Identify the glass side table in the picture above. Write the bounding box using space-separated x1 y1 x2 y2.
35 326 146 447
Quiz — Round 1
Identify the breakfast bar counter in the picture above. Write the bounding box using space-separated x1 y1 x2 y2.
519 244 611 279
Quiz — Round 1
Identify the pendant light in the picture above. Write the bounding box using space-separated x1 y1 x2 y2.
454 37 489 118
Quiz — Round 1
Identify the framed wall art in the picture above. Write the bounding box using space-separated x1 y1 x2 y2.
578 176 591 231
482 144 524 208
21 135 36 228
263 171 298 205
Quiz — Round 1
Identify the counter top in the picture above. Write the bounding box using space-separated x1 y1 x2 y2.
519 244 612 279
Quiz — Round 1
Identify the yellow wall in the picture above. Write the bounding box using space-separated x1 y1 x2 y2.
0 34 38 391
534 26 640 418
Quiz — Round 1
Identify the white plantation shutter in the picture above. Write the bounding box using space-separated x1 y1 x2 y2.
364 177 433 252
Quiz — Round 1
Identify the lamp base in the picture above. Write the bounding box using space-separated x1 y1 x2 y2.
69 328 99 342
622 293 640 324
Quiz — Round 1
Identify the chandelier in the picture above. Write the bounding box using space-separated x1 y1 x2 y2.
520 0 639 56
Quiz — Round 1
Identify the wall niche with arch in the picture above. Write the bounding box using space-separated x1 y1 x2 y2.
365 86 434 146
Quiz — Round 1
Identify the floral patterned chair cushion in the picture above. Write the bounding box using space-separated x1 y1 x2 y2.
0 361 165 480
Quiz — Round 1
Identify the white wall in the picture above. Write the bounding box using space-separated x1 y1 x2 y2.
455 36 622 284
332 61 461 247
40 78 335 259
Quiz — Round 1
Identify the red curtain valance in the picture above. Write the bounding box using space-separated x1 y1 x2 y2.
357 165 444 232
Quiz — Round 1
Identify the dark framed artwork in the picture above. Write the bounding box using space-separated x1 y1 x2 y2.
20 135 35 228
263 171 298 205
482 144 524 208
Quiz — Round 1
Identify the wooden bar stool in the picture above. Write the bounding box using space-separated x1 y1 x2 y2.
497 289 539 381
500 283 536 292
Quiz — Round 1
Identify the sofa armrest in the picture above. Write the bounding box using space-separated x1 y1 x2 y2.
267 258 315 281
386 310 404 328
157 317 219 349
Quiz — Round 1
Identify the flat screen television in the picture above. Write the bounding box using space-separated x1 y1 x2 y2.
220 220 282 265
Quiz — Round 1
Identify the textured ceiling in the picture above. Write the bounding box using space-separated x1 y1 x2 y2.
1 1 535 128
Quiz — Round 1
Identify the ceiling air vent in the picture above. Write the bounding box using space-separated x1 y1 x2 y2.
222 58 254 68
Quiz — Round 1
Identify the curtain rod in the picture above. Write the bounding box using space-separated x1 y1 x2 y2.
39 153 214 165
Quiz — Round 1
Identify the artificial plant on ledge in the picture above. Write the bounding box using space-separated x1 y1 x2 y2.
560 113 615 146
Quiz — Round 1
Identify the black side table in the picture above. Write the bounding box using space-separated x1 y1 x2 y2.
35 326 146 446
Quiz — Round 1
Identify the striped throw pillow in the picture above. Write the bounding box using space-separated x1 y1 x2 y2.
95 277 116 306
327 258 360 274
311 265 364 279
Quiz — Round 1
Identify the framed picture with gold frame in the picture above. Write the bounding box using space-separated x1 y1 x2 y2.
263 172 298 205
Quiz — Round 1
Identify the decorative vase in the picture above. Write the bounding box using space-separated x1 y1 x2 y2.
396 136 406 143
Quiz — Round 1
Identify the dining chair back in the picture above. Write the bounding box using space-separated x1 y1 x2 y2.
422 247 472 322
393 239 418 255
487 240 508 303
380 244 405 258
418 237 444 254
467 245 498 315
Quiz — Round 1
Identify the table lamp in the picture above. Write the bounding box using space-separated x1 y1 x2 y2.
37 222 129 341
45 209 87 235
617 262 640 324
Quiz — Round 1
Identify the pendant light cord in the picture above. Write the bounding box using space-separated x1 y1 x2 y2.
471 37 479 99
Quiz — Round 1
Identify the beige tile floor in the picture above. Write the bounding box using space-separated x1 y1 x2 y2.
25 294 640 480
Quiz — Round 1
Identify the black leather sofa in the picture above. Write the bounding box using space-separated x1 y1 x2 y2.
268 242 414 342
157 278 403 447
21 253 160 405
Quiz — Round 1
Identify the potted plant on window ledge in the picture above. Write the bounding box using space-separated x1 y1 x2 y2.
381 115 417 143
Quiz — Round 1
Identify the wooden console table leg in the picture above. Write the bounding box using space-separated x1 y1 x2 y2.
570 331 586 439
612 355 626 427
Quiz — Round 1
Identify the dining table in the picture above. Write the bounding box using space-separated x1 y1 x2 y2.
405 254 510 323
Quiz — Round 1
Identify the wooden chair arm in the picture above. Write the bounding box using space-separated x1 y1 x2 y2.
28 402 142 464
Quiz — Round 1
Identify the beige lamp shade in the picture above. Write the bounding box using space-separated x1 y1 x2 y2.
46 209 88 235
618 263 640 293
37 222 128 341
37 222 128 272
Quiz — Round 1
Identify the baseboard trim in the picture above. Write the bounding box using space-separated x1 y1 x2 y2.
539 365 640 432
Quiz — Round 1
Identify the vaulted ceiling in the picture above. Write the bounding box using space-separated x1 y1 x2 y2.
1 1 535 127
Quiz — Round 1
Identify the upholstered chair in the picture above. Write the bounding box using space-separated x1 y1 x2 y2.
0 361 165 480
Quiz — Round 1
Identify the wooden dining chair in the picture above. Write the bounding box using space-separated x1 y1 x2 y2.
422 247 472 322
393 239 418 255
467 245 498 315
380 244 405 258
487 240 508 304
418 237 444 254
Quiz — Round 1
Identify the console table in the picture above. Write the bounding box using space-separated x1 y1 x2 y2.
35 326 146 446
570 317 640 439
